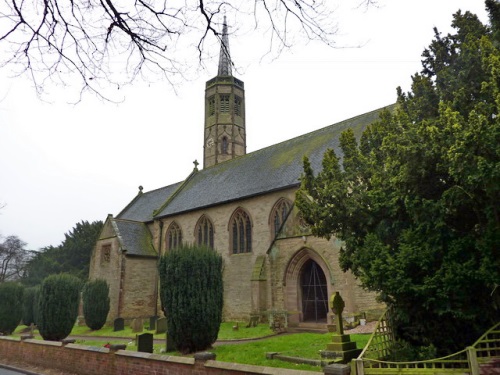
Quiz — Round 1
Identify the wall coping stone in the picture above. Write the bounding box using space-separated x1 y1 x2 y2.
116 350 195 365
24 339 62 347
0 336 19 342
65 343 110 353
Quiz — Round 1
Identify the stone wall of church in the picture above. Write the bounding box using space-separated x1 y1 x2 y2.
120 256 158 319
88 235 122 323
154 189 297 321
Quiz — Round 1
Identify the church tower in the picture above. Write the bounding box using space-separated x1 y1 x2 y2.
203 17 246 169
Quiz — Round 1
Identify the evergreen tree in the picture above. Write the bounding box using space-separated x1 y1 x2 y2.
159 244 223 353
22 286 38 326
0 282 24 334
82 279 110 330
38 274 82 341
297 4 499 355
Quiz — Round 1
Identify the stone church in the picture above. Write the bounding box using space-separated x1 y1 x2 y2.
89 20 386 327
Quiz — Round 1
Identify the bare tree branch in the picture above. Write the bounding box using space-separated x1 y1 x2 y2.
0 0 359 99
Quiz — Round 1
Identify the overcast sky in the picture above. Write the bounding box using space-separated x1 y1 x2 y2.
0 1 489 251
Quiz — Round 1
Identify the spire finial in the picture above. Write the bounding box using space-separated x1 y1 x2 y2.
217 16 232 76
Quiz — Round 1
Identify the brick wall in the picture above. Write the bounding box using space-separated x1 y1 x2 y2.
0 337 317 375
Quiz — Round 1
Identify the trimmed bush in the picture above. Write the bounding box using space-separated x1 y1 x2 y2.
38 274 81 341
0 282 24 334
82 279 110 330
22 286 38 326
159 244 223 353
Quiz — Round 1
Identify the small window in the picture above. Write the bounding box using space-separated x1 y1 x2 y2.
270 198 291 238
101 244 111 263
220 95 230 112
196 215 214 249
234 96 242 117
166 222 182 251
208 96 215 116
230 208 252 254
221 136 228 154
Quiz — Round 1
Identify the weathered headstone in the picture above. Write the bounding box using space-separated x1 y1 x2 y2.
131 318 143 333
137 333 153 353
113 317 124 332
149 315 158 331
156 317 167 334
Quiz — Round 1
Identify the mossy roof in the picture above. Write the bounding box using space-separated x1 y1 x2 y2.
117 105 393 222
113 219 157 257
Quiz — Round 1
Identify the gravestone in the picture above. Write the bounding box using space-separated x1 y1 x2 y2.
131 318 143 333
320 292 362 364
137 333 153 353
156 317 167 334
149 316 158 331
113 317 124 332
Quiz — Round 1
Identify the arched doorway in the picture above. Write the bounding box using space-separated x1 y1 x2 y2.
300 259 328 322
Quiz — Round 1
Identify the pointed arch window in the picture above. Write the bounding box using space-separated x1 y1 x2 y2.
270 198 292 238
221 136 228 154
230 208 252 254
166 222 182 251
208 96 215 116
196 215 214 249
220 95 230 112
234 96 242 117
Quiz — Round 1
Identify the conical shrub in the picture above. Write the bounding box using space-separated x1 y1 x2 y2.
0 282 24 334
82 279 110 330
159 244 223 353
38 274 81 341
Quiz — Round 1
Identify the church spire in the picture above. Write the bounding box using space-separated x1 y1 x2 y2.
217 16 232 76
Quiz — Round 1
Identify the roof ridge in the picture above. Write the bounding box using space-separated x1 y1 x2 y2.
201 104 395 173
152 168 199 217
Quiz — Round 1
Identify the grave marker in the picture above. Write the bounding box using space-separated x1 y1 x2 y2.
113 317 124 332
137 333 153 353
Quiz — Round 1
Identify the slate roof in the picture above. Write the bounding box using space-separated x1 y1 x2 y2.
112 219 156 257
117 105 393 223
117 182 182 222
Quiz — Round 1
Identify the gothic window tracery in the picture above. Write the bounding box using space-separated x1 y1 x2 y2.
166 221 182 251
221 136 228 154
220 94 230 112
230 208 252 254
270 198 292 238
196 215 214 249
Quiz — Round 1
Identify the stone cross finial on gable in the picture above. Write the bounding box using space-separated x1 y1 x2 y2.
330 291 345 335
193 159 199 171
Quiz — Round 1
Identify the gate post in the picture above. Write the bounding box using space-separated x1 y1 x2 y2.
467 346 479 375
354 358 364 375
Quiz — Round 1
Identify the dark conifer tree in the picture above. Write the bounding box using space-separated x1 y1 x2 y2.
82 279 110 330
38 274 81 341
159 244 223 353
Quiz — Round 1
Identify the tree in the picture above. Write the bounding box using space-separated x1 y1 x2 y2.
0 282 24 334
159 244 223 353
82 279 110 331
0 0 374 99
37 274 82 341
296 3 499 356
22 220 103 285
0 235 31 282
58 220 104 280
22 286 38 326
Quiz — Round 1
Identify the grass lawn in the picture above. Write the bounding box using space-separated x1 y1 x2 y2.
10 323 370 373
